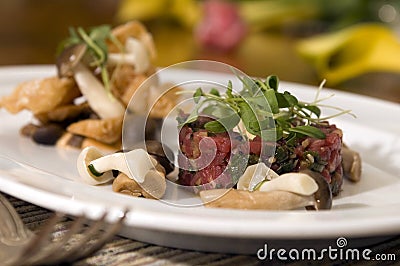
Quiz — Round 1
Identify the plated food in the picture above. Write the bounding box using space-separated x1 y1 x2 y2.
0 21 177 151
77 70 362 211
0 21 362 211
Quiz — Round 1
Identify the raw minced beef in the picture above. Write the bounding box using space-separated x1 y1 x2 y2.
178 116 343 196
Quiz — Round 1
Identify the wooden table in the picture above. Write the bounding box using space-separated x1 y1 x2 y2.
3 192 400 266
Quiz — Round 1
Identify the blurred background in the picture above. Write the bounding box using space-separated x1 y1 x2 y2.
0 0 399 102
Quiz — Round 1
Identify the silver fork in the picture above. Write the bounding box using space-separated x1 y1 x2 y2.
0 193 127 266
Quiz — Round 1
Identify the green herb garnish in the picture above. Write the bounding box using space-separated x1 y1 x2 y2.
58 25 123 94
180 75 354 142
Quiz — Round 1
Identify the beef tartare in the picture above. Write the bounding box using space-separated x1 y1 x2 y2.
177 75 351 196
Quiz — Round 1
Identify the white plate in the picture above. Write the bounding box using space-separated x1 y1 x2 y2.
0 65 399 254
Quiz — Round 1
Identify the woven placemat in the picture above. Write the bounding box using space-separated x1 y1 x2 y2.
3 193 400 266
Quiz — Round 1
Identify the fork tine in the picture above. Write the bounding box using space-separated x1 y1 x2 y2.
23 214 88 266
40 210 127 265
66 210 128 262
0 193 32 241
39 212 108 265
10 212 64 266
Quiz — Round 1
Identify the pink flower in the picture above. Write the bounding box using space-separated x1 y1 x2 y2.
195 0 247 52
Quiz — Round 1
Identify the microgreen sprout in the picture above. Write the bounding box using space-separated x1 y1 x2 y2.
180 75 354 142
58 25 123 96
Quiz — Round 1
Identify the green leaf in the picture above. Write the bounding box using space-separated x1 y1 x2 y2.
238 101 260 135
258 117 275 130
181 102 204 126
282 91 298 106
204 121 226 133
202 102 236 118
239 75 258 96
265 75 279 91
288 125 326 139
183 111 198 125
204 113 240 133
275 92 290 108
264 89 279 114
226 80 234 98
193 88 203 104
260 127 283 141
209 88 220 96
303 104 321 117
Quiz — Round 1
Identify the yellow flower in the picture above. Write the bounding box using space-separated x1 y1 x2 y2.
297 23 400 85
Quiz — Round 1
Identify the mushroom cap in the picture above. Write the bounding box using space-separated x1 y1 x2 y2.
112 172 143 197
257 172 319 196
342 146 362 182
301 170 332 210
112 171 166 199
77 146 114 185
56 44 87 78
141 169 167 199
237 163 278 191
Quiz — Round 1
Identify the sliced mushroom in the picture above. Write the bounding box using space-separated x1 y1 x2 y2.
73 63 125 119
77 146 167 198
200 168 332 210
32 124 65 145
77 146 114 185
107 37 151 74
56 44 87 78
108 20 156 59
237 163 278 191
200 189 315 210
342 146 362 182
301 170 332 210
56 44 125 119
112 171 166 199
256 172 319 196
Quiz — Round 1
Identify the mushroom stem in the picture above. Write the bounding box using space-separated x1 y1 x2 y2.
200 189 315 210
108 37 150 74
73 63 125 119
89 149 158 183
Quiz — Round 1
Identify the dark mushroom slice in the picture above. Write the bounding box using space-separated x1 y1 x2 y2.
56 44 87 78
32 124 65 145
342 146 362 182
301 170 332 210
